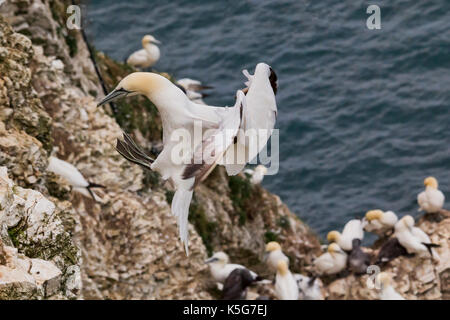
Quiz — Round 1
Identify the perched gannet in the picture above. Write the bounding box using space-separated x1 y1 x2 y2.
394 215 440 259
348 239 371 274
224 63 278 175
274 260 299 300
294 274 323 300
126 35 161 69
314 243 347 275
327 219 365 251
47 156 104 201
377 272 405 300
375 237 409 265
244 165 268 185
177 78 212 105
265 241 289 272
205 252 259 284
98 64 277 254
221 268 258 300
417 177 445 213
364 210 398 236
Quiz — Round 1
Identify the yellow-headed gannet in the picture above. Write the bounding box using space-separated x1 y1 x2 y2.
374 237 409 265
177 78 212 105
126 35 161 69
364 209 398 236
327 219 365 251
377 272 405 300
224 63 278 175
264 241 289 272
394 215 440 259
98 63 277 254
244 165 268 185
294 274 324 300
348 239 371 274
205 252 260 284
417 176 445 213
221 268 258 300
313 243 347 275
47 156 104 201
275 260 299 300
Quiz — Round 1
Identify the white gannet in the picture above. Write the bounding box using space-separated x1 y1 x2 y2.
126 35 161 69
97 64 277 255
294 274 324 300
264 241 289 272
394 215 440 259
244 165 268 185
327 219 365 251
377 272 405 300
177 78 212 105
221 268 258 300
417 176 445 213
224 63 278 175
314 243 348 275
274 260 299 300
364 209 398 236
47 156 104 201
347 239 371 274
205 252 259 284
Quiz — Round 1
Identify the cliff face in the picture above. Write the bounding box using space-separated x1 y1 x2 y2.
0 0 320 299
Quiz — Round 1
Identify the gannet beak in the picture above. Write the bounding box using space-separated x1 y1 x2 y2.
152 39 161 44
97 88 130 107
205 257 218 264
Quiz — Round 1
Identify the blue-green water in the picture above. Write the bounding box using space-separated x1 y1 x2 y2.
85 0 450 238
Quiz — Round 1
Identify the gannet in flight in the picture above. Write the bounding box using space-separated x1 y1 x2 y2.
264 241 289 272
244 165 268 185
47 156 104 201
126 35 161 69
364 210 398 236
417 176 445 213
377 272 405 300
394 215 440 259
177 78 212 105
274 260 299 300
347 239 371 274
98 63 278 254
327 219 365 252
221 268 258 300
314 243 347 275
205 252 260 284
294 274 324 300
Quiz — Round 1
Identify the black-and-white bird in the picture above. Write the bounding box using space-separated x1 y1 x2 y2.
294 274 323 300
205 252 260 284
374 237 409 265
221 268 258 300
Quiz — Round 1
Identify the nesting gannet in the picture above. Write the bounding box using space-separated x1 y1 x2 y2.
327 219 364 251
364 210 398 236
221 268 258 300
244 165 268 185
274 260 299 300
394 215 440 259
348 239 371 274
98 64 277 254
417 177 445 213
377 272 405 300
126 35 161 69
314 243 347 275
205 252 259 284
177 78 212 105
374 237 409 265
264 241 289 272
294 274 324 300
224 63 278 175
47 156 104 201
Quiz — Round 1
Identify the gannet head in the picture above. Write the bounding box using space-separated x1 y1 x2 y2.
276 260 289 276
365 209 384 221
400 215 415 228
327 243 342 257
327 230 340 243
254 62 278 95
142 34 161 47
424 176 438 189
265 241 281 252
377 272 391 288
205 251 229 265
97 72 168 106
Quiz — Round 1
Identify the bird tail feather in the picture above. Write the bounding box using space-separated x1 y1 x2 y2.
422 243 440 257
171 189 194 256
